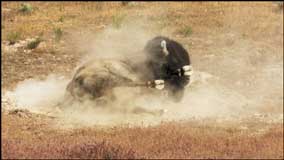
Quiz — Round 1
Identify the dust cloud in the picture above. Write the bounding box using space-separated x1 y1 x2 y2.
4 75 69 114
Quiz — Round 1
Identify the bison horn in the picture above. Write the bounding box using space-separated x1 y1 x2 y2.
160 40 169 56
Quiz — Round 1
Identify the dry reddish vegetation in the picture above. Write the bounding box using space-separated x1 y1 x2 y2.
1 2 283 159
2 112 283 159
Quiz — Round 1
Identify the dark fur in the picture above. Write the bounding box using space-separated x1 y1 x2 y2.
143 36 191 102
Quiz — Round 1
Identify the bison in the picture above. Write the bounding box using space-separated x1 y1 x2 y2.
142 36 193 102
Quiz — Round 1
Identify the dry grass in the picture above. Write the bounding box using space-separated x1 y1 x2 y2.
2 2 282 40
2 112 283 159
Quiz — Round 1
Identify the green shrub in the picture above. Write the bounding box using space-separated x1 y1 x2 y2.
58 16 64 22
27 37 43 49
19 3 33 14
54 28 63 42
112 14 125 29
7 31 21 45
179 26 193 37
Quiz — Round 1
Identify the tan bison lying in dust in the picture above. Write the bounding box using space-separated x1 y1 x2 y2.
61 58 165 115
66 58 143 103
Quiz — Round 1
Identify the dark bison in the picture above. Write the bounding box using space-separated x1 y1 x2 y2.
142 36 193 102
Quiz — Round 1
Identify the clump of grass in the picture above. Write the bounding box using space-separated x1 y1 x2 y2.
179 26 193 37
122 1 130 6
112 14 125 29
277 2 283 11
7 31 21 45
58 16 64 22
59 4 64 12
58 17 64 23
19 3 33 14
27 37 43 49
95 3 103 11
54 27 63 42
50 48 57 55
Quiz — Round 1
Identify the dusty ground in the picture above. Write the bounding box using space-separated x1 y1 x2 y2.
1 2 283 159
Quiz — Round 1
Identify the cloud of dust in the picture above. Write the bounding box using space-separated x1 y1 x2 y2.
3 14 283 128
72 17 159 65
4 74 69 114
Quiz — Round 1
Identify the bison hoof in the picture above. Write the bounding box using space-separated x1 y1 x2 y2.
95 97 109 106
182 65 193 76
